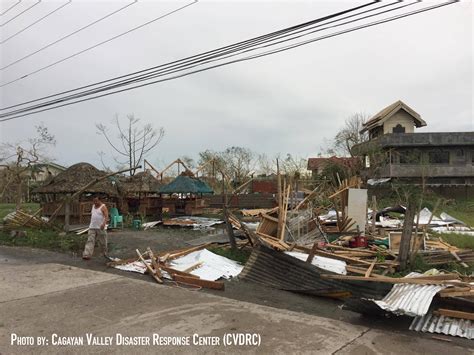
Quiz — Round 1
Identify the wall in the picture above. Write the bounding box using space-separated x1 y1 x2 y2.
383 110 416 134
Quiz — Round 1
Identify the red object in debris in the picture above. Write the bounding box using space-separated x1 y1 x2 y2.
349 236 368 248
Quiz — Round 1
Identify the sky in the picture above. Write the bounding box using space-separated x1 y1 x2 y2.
0 0 472 171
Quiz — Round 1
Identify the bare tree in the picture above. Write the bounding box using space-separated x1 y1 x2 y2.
279 153 310 179
256 153 275 176
330 113 369 156
96 114 164 176
0 124 56 208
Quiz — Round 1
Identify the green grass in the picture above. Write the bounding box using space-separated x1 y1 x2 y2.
208 246 251 264
0 203 40 220
436 233 474 250
0 228 86 253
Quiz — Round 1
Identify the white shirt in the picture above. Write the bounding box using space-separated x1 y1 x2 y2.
89 204 105 229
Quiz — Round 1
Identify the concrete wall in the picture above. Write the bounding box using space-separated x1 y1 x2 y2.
383 110 416 134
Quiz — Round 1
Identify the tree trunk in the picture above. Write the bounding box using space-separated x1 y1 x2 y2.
64 195 71 232
399 199 415 270
15 176 22 210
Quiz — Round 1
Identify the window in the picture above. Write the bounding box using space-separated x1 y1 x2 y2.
400 150 420 164
429 150 450 164
391 150 420 164
392 124 406 134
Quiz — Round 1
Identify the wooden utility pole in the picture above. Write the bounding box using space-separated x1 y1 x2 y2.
222 172 237 250
399 198 415 270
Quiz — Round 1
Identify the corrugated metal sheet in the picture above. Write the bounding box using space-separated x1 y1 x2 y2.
410 312 474 339
373 283 447 317
239 245 391 299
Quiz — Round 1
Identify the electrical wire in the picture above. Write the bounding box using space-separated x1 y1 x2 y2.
0 0 22 17
0 0 197 77
51 0 414 104
0 0 138 70
0 0 441 118
0 0 41 27
0 0 418 114
0 0 380 102
0 0 459 122
0 0 72 45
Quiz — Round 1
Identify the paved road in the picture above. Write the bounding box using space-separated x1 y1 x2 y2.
0 246 472 354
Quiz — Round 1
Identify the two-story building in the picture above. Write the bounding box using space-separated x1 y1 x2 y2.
352 100 474 189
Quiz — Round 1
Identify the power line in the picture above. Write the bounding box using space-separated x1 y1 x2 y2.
0 0 430 117
0 0 138 70
1 0 380 102
0 0 22 17
0 0 72 45
0 0 459 122
0 0 415 114
0 0 41 27
0 0 197 78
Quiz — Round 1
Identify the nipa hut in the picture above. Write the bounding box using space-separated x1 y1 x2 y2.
159 172 214 215
35 162 118 224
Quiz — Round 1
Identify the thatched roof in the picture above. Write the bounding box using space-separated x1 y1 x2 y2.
159 174 213 194
120 171 161 194
35 162 119 196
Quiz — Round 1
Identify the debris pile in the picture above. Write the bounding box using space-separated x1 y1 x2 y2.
3 209 48 229
108 243 244 290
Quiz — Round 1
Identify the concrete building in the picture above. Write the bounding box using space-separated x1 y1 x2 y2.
352 100 474 187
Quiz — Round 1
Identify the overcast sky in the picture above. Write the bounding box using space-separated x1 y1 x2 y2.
0 0 472 171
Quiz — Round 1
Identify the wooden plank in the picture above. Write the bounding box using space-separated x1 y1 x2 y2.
449 250 469 268
364 259 377 278
321 274 469 286
434 309 474 321
346 266 384 278
165 243 213 260
439 290 474 298
136 249 162 284
160 266 200 279
314 249 373 265
173 275 225 290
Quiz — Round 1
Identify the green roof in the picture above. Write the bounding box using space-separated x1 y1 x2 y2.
159 175 213 194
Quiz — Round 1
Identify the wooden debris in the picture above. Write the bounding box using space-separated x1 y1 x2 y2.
434 309 474 321
173 275 225 290
136 249 162 284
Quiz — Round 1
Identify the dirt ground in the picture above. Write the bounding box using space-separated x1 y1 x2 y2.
1 226 472 349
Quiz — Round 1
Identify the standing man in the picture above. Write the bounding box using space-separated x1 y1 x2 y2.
83 196 109 260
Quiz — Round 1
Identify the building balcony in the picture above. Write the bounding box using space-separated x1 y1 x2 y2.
379 164 474 178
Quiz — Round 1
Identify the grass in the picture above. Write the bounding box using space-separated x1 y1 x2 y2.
0 203 40 220
208 246 251 264
0 228 87 253
435 233 474 250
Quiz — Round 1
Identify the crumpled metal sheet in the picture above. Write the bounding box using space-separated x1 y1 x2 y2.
114 249 243 281
372 273 448 317
169 249 243 281
410 312 474 339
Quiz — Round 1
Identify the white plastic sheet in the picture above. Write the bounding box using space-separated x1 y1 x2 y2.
285 251 347 275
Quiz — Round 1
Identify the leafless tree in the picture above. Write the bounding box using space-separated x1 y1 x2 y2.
96 114 164 176
0 124 56 208
329 113 369 156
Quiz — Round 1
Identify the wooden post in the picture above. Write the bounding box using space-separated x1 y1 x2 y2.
64 195 71 232
222 172 237 250
399 198 416 270
371 195 377 235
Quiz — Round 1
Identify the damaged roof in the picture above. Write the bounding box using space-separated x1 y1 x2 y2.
360 100 427 134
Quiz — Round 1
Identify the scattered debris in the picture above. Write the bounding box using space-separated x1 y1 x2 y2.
162 216 224 230
110 243 243 290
